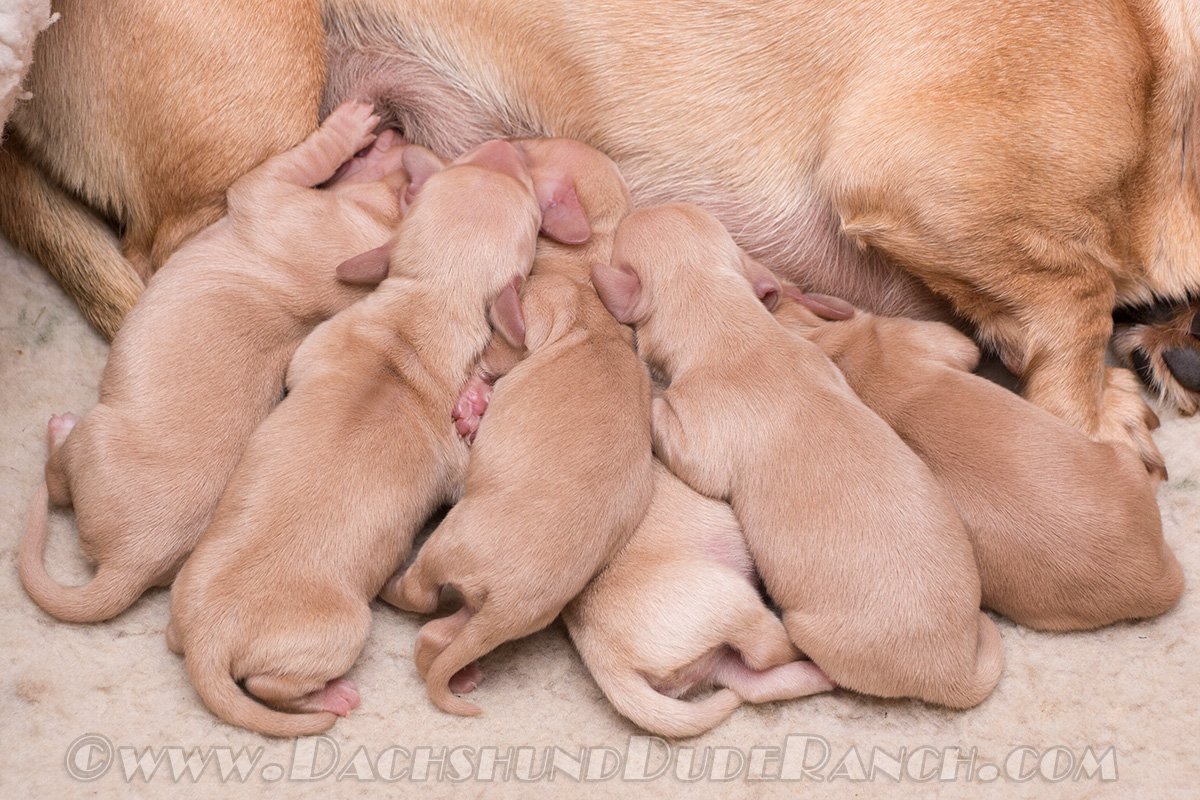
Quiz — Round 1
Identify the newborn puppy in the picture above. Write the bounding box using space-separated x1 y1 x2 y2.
382 269 654 716
18 102 409 623
593 203 1003 709
168 140 543 737
774 290 1185 631
564 461 834 739
450 137 634 439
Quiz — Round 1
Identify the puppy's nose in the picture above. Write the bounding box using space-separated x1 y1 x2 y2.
462 140 529 184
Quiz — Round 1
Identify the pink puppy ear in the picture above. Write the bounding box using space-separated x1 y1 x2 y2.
741 255 781 311
401 145 447 206
591 262 644 324
489 277 526 348
786 289 857 321
537 179 591 244
336 244 392 285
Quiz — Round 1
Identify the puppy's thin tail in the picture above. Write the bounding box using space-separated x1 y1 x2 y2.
423 607 517 716
941 613 1006 709
17 483 148 623
592 664 743 739
186 648 337 738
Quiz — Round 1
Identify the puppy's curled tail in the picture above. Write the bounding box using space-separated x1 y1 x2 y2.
18 484 146 623
186 648 336 738
940 613 1005 709
592 665 743 739
422 607 516 717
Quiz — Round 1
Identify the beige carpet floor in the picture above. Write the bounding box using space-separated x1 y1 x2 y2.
1 233 1197 799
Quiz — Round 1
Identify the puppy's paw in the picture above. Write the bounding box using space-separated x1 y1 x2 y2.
46 412 79 451
300 678 361 717
452 374 494 444
448 662 484 694
321 100 382 161
1096 367 1166 479
324 129 408 188
1114 301 1200 415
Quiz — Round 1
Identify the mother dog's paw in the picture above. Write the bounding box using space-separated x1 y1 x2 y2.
1114 300 1200 416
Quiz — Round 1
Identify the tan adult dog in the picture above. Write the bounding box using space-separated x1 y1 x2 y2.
593 203 1003 709
168 140 545 737
322 0 1200 475
564 462 835 739
382 267 654 716
773 290 1186 631
1 0 325 338
18 102 407 624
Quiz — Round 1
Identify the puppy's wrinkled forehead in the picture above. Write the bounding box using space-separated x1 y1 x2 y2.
418 162 538 228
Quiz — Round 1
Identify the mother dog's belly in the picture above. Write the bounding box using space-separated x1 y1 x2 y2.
621 170 949 320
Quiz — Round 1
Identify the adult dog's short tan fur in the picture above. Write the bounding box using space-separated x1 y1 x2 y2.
168 141 542 737
565 462 834 739
594 203 1003 709
773 290 1185 631
0 0 325 338
18 102 406 624
321 0 1200 473
381 155 652 714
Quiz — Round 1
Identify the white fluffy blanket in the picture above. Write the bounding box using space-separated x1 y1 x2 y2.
0 0 53 140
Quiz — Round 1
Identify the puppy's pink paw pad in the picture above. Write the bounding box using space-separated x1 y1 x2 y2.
449 663 484 694
452 375 494 443
317 678 361 716
47 412 79 449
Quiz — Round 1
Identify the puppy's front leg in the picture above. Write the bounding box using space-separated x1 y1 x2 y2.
236 101 381 195
651 394 727 500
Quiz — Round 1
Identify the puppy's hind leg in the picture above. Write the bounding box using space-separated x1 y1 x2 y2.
244 675 361 717
379 556 441 614
711 651 835 704
44 412 79 506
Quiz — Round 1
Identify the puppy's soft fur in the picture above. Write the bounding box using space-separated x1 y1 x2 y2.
168 140 542 737
445 137 641 438
18 102 407 624
382 267 654 716
564 462 834 739
1 0 326 338
593 203 1003 709
774 290 1185 631
323 0 1200 472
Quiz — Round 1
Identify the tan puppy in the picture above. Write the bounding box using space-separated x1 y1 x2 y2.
382 267 654 716
773 290 1185 631
593 203 1003 709
1 0 325 338
18 102 409 624
564 462 834 739
168 140 543 737
446 137 634 437
324 0 1200 473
